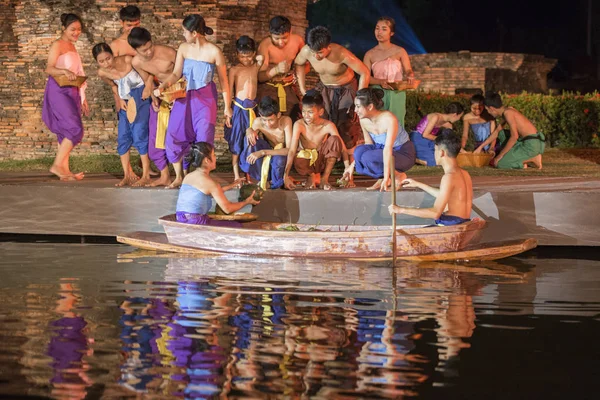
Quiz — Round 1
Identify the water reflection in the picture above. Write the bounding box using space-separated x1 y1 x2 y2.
0 243 598 399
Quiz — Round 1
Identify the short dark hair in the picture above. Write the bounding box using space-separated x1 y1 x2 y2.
185 142 214 168
484 91 503 108
92 42 113 60
301 89 324 108
182 14 213 36
444 102 465 115
435 129 461 158
470 94 485 105
355 88 384 110
119 5 141 22
236 35 256 53
307 26 331 52
377 16 395 33
60 13 82 29
258 96 279 117
269 16 292 35
128 27 151 49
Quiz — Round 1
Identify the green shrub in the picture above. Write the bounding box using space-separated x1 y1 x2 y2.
404 91 600 148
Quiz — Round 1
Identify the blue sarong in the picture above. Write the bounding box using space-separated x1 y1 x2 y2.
239 138 287 189
435 214 470 226
224 97 257 156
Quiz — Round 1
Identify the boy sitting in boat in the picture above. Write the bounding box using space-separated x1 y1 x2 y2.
283 90 350 190
175 142 260 227
388 130 473 226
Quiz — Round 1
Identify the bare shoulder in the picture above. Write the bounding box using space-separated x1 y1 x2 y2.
394 45 408 57
291 33 305 48
258 37 271 50
293 118 306 132
324 120 339 134
462 112 476 122
279 115 293 128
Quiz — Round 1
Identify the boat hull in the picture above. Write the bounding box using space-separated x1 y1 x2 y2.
158 215 486 259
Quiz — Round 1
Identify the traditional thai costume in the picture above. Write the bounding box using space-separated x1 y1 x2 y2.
409 116 441 167
176 184 241 227
257 73 301 121
166 59 217 163
224 97 257 156
42 51 86 146
435 215 471 226
315 78 362 148
371 58 407 128
496 131 545 169
471 121 492 151
353 126 415 178
293 135 343 176
114 69 150 156
239 139 286 189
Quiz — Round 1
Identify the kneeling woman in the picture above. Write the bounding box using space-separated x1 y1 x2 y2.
343 88 415 191
176 142 260 227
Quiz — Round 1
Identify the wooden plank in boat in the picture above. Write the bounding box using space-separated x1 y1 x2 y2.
117 232 536 262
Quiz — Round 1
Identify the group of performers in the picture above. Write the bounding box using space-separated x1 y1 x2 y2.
42 7 546 226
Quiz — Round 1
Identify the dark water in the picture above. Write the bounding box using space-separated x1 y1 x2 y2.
0 243 598 399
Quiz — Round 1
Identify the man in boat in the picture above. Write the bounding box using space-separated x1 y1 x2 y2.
482 91 545 170
128 27 177 187
283 90 350 190
256 16 305 122
388 130 473 226
294 25 370 150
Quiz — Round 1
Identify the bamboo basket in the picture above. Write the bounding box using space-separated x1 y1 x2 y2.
457 152 494 168
160 79 187 103
388 79 421 91
55 75 87 88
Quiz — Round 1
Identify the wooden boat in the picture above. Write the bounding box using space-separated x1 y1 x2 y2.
117 231 537 262
155 214 486 259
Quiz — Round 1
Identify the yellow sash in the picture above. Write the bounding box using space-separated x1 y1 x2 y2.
266 81 293 112
260 143 284 190
155 101 172 150
233 100 257 129
296 148 318 166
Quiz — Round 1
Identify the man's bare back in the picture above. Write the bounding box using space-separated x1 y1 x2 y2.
503 107 538 138
443 168 473 219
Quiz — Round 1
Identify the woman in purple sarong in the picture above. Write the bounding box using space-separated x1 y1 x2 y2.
175 142 260 227
342 88 416 191
42 13 89 181
156 14 232 189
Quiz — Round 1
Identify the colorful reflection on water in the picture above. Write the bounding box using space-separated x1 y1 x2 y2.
0 243 598 399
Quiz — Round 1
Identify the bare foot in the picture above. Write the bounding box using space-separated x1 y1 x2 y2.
72 172 85 180
319 182 332 191
367 179 383 191
527 154 543 170
166 177 183 189
132 176 151 187
49 165 70 180
395 171 407 190
148 175 172 187
305 174 317 190
415 159 427 166
116 174 140 187
346 177 356 188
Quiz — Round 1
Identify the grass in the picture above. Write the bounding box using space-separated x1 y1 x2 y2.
0 148 599 178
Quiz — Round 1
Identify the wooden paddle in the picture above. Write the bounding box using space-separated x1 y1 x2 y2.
390 155 397 264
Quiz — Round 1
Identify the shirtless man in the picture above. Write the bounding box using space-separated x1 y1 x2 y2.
241 96 292 189
283 90 350 191
128 27 177 186
110 5 141 57
257 16 305 121
294 26 369 150
481 92 545 169
389 130 473 226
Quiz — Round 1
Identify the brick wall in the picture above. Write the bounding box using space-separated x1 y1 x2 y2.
0 0 308 161
411 51 557 95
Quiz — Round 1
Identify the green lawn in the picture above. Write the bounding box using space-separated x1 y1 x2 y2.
0 148 598 178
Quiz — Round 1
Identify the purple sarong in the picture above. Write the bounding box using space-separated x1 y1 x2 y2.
239 138 287 189
148 105 169 171
224 97 256 156
166 82 217 164
176 211 241 228
42 76 84 146
354 141 416 178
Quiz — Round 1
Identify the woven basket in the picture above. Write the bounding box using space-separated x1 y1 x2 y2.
388 79 421 91
160 79 187 103
208 213 258 222
55 75 87 88
457 153 494 168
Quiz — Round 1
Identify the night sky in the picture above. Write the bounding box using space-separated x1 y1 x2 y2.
308 0 600 80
